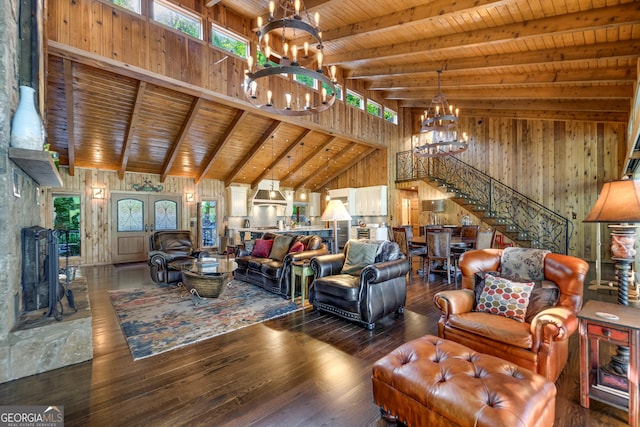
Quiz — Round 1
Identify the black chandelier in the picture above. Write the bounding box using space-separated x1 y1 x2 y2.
413 70 469 157
244 0 337 116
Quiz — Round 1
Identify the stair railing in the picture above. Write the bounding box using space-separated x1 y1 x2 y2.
396 151 573 254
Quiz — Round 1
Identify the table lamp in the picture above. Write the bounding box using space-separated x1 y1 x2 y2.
321 199 352 254
584 178 640 385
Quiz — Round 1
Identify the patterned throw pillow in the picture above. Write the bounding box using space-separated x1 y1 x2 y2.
476 275 535 322
251 238 274 258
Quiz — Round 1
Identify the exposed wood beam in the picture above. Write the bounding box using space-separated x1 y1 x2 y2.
225 120 283 187
62 59 75 176
255 129 312 188
368 69 636 91
457 108 629 123
118 81 146 180
205 0 221 6
401 99 631 113
328 3 640 64
293 136 338 190
254 0 334 29
161 97 203 182
311 147 378 192
347 41 640 79
196 109 248 185
386 85 633 101
311 0 506 44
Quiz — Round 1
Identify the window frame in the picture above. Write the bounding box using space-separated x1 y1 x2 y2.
366 99 382 118
211 23 249 59
345 89 364 110
108 0 142 14
52 193 83 258
384 107 398 124
152 0 203 40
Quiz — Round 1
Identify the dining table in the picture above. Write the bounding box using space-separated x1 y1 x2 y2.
410 235 472 250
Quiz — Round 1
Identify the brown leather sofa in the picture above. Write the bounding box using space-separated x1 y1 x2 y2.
434 248 588 381
233 232 328 298
309 239 409 330
147 230 208 286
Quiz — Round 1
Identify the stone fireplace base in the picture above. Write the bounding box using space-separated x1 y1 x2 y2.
1 276 93 383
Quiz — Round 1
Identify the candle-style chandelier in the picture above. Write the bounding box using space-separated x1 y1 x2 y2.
244 0 337 116
413 70 469 157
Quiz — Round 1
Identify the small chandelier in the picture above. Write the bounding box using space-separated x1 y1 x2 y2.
413 70 469 157
244 0 337 116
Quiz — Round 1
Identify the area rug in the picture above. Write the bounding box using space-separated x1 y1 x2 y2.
109 280 302 360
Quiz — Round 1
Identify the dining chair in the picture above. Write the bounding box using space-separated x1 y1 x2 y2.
392 226 426 281
460 224 480 248
425 231 452 284
475 227 496 250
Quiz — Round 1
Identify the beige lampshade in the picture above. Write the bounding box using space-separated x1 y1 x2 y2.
321 199 352 221
422 199 445 212
584 179 640 223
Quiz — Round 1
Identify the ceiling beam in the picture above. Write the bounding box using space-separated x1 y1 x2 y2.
456 108 629 123
311 147 378 192
347 41 640 79
293 136 338 190
205 0 221 6
314 0 507 44
368 68 637 91
196 109 248 185
62 59 76 176
401 98 631 113
161 97 203 182
225 120 283 187
119 81 146 180
257 129 312 188
328 3 640 64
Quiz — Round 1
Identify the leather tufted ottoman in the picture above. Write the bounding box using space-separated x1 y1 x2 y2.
372 335 556 427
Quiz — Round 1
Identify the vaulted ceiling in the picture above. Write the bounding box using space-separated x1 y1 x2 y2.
45 0 640 188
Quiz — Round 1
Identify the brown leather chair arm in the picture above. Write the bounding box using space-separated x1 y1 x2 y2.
458 249 502 289
530 306 578 349
433 289 475 317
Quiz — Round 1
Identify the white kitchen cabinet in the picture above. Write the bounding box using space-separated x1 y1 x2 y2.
328 188 356 215
354 186 387 216
227 186 248 217
283 190 295 216
308 192 321 217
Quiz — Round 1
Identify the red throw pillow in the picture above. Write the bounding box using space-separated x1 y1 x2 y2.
288 241 305 253
251 239 274 258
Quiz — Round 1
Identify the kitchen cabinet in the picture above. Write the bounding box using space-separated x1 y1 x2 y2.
329 188 356 215
227 186 248 217
284 190 294 216
308 192 321 217
354 186 387 216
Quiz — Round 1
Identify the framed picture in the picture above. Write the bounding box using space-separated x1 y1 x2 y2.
12 168 21 198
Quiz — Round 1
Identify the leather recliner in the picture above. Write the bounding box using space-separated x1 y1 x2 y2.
309 239 409 330
147 230 208 286
434 248 589 381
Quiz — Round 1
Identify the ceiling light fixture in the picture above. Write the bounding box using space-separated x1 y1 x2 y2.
299 142 306 200
413 70 469 157
244 0 337 116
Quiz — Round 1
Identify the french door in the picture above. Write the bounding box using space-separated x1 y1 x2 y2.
110 193 181 263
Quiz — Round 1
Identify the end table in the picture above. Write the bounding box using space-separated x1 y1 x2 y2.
578 300 640 427
291 260 313 304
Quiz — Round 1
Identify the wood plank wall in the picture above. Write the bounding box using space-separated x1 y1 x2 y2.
41 167 226 265
46 0 399 148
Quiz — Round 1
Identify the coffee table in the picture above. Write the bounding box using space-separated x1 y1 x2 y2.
169 257 238 298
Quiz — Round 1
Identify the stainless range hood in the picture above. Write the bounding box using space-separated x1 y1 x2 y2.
249 184 288 207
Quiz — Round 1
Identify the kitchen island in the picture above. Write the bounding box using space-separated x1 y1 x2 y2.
231 226 339 252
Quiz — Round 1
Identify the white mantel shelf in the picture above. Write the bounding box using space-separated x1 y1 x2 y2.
9 147 63 187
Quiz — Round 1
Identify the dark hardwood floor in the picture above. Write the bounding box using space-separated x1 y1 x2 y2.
0 261 634 426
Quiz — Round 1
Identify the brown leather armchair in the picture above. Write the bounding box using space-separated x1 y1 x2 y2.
147 230 208 286
434 248 588 381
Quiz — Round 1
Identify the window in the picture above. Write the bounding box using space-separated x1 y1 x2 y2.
199 200 217 248
294 74 316 89
384 108 398 124
53 195 81 257
257 50 278 67
321 82 342 101
153 0 202 39
346 89 364 109
211 24 248 58
110 0 141 13
366 99 382 117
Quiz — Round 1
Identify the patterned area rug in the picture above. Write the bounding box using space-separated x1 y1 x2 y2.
109 280 301 360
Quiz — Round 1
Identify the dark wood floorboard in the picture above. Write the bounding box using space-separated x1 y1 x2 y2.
0 261 634 426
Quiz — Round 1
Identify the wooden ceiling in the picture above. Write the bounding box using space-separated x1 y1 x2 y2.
45 0 640 187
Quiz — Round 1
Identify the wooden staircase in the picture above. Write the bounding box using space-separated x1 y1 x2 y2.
396 152 572 254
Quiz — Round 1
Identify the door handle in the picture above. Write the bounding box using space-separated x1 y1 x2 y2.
145 224 148 232
150 224 154 232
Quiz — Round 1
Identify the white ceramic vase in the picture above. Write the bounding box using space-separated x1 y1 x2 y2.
10 86 44 150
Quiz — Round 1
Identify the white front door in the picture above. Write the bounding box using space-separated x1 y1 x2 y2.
111 193 181 263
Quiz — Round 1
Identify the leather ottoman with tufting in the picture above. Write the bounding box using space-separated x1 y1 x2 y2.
372 335 556 427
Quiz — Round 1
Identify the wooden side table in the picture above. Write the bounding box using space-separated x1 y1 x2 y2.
291 260 313 304
578 300 640 427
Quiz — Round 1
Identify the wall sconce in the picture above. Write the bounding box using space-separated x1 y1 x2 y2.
186 193 195 203
92 187 105 199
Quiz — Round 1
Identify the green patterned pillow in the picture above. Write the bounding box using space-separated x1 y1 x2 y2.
476 275 535 322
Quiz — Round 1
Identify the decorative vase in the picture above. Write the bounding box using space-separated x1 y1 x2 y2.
10 86 44 150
